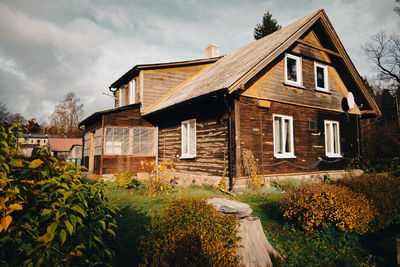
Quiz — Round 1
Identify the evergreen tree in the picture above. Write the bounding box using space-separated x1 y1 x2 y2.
254 11 282 40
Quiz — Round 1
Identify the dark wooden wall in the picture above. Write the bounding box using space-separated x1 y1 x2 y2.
101 155 155 174
151 93 229 178
235 96 358 176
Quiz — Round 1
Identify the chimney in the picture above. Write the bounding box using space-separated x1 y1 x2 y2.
205 43 220 58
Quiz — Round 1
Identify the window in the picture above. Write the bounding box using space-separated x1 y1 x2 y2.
314 62 328 91
133 128 156 155
273 115 295 158
37 140 40 145
285 54 302 86
105 127 129 155
94 128 103 155
119 87 126 107
181 119 196 158
129 79 136 104
325 121 341 157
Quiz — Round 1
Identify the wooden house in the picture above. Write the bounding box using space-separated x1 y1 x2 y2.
80 9 380 189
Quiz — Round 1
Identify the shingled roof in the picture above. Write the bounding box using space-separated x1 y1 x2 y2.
144 10 322 115
143 9 380 117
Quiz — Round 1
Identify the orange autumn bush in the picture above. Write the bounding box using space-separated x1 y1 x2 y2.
281 184 375 234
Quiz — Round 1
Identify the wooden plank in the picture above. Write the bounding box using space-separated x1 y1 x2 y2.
296 39 342 58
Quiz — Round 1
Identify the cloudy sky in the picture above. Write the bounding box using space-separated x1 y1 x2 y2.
0 0 398 123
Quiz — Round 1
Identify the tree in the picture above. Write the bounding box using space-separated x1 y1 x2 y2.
26 118 41 134
364 3 400 126
49 92 84 138
254 11 282 40
0 103 26 128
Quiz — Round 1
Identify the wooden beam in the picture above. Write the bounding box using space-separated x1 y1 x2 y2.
296 39 342 58
360 110 376 114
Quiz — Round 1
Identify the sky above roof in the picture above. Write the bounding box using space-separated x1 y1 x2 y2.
0 0 398 123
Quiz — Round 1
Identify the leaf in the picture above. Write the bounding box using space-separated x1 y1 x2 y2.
1 215 12 232
28 159 43 169
65 220 73 235
106 228 116 238
9 159 23 167
60 229 67 246
9 203 23 210
71 205 87 217
99 220 106 231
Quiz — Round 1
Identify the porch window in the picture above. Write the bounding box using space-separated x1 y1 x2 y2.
132 128 156 155
325 120 341 157
181 119 196 158
105 127 129 155
285 54 302 86
315 62 328 92
94 128 102 155
273 115 295 158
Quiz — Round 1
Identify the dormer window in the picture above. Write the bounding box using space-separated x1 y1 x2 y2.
119 87 126 107
285 53 302 87
315 62 328 92
129 79 136 104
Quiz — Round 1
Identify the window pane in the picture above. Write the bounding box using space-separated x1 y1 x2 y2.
182 123 188 154
326 124 332 153
189 121 196 155
317 66 325 88
287 57 297 82
274 117 282 154
284 119 291 153
333 123 339 154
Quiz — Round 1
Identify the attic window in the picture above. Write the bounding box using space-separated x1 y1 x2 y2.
119 87 126 107
315 62 328 92
285 54 302 86
129 79 136 104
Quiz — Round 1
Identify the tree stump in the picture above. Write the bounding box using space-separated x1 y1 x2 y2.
207 197 284 267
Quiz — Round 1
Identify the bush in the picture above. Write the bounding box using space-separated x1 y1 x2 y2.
335 174 400 230
0 124 117 266
113 172 141 189
281 184 375 234
141 198 240 266
146 159 174 196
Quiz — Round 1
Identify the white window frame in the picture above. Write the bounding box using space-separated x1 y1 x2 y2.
324 120 341 158
181 119 196 159
129 79 136 104
284 53 302 87
314 62 329 92
273 114 296 159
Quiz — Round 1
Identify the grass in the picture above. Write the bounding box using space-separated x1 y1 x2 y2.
104 181 397 267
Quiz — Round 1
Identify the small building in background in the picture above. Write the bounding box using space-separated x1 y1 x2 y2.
66 144 83 166
18 133 49 157
48 138 82 164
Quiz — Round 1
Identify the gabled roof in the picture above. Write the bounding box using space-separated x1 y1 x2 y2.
48 138 82 152
109 57 222 90
78 103 140 127
144 9 381 117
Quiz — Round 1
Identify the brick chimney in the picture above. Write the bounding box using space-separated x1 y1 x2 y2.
205 43 220 58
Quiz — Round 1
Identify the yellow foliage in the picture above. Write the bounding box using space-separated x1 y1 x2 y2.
281 184 376 234
28 159 43 169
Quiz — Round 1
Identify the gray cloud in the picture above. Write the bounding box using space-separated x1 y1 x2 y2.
0 0 398 123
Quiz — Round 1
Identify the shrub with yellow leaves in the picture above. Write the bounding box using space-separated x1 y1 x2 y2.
145 159 174 196
281 184 376 234
0 124 117 266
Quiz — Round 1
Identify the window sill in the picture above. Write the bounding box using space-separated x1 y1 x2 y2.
275 154 296 159
283 82 305 89
180 155 196 159
325 154 342 158
315 88 331 94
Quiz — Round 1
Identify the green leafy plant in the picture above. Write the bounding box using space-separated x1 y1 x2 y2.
281 184 376 234
144 159 174 196
141 198 240 266
113 171 141 189
334 173 400 230
0 124 117 266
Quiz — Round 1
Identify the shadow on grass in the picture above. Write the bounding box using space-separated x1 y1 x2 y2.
114 205 151 267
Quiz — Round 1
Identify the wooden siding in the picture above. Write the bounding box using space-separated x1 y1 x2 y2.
236 96 358 176
142 65 208 111
151 94 229 179
242 26 361 116
101 155 155 174
102 106 153 127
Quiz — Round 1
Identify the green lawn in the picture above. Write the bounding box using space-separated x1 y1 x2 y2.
105 183 397 267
